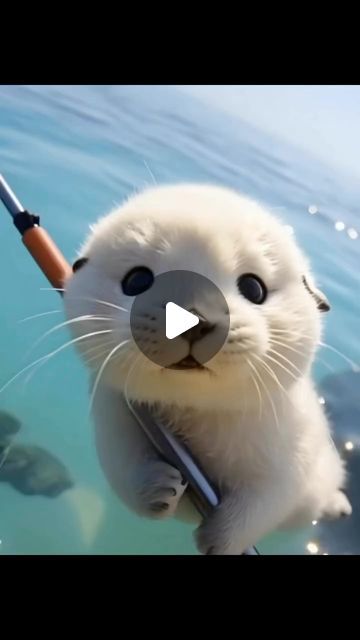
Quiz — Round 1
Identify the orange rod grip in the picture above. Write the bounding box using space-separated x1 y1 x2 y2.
22 226 72 291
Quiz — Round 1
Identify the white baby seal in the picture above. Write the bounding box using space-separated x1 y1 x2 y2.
64 183 351 554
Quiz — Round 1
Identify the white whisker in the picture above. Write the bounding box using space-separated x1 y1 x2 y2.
268 348 303 377
270 328 299 335
31 314 113 351
269 337 304 357
41 288 129 313
254 355 294 408
23 359 50 388
89 340 130 414
80 298 129 313
0 330 112 395
270 338 335 373
265 353 299 382
124 354 143 409
245 357 263 420
143 159 157 185
84 348 116 367
18 310 62 323
81 340 118 367
250 358 280 430
112 343 135 371
81 339 116 361
275 333 360 371
318 341 359 372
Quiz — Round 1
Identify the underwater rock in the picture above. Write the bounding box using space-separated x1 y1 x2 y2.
0 410 21 442
0 444 74 497
0 410 22 468
315 370 360 554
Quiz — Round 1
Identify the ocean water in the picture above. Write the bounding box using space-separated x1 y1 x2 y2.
0 85 359 555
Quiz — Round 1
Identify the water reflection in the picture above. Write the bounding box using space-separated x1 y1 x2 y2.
315 370 360 554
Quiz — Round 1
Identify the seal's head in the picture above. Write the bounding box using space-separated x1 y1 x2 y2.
64 184 329 411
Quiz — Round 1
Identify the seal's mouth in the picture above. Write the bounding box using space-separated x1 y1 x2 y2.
169 355 205 371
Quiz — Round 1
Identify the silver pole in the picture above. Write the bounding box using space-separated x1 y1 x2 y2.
0 174 24 217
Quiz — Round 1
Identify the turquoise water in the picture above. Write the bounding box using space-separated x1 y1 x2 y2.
0 85 359 555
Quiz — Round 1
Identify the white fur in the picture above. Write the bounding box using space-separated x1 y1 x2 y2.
64 183 351 554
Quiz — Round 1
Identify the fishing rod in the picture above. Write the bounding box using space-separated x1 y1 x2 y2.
0 172 258 555
0 174 72 291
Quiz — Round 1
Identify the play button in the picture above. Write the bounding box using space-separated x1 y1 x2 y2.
166 303 199 340
130 270 230 369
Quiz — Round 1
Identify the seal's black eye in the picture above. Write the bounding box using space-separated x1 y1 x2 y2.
72 257 88 273
237 274 267 304
121 267 154 296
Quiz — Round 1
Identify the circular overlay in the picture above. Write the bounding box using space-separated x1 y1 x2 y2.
130 270 229 368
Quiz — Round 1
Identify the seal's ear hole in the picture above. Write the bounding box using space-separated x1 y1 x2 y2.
72 257 89 273
302 276 330 312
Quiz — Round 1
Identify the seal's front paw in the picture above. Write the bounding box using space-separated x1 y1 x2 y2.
134 460 187 519
323 490 352 519
195 508 235 555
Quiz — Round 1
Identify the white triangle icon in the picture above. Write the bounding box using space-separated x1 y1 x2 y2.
165 302 199 340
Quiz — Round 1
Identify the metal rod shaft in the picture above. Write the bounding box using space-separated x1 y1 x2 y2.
0 173 24 217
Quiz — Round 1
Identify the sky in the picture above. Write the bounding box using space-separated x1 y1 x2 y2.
178 85 360 182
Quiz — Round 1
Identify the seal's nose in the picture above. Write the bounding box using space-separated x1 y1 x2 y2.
183 309 215 344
